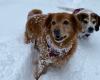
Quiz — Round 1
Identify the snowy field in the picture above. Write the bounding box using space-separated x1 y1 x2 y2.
0 0 100 80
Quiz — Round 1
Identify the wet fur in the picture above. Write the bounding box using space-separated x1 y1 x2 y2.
25 9 82 80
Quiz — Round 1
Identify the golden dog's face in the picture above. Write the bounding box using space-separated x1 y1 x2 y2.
45 13 82 43
50 15 74 42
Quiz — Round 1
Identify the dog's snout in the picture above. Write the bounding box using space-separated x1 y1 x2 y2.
54 29 60 38
88 27 94 33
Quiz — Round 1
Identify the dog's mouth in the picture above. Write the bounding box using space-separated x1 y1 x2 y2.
54 36 67 42
85 34 90 37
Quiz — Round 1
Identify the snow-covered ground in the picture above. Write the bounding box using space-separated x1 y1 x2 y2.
0 0 100 80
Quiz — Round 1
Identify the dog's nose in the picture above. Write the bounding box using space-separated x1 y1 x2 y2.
88 27 94 33
54 29 60 38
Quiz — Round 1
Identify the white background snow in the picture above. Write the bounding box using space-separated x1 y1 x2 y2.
0 0 100 80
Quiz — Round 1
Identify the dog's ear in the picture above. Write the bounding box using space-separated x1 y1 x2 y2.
45 13 53 29
93 13 100 31
71 14 82 33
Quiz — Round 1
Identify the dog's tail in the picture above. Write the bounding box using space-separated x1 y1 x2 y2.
30 9 42 14
58 7 75 12
58 7 84 14
28 9 42 19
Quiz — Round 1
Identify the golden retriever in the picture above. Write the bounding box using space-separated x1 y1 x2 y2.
25 9 82 80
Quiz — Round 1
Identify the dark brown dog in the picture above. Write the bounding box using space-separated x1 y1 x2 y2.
25 9 82 80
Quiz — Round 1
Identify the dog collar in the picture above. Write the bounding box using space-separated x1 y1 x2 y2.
46 35 72 57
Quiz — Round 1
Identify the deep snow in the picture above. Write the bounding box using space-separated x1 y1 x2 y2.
0 0 100 80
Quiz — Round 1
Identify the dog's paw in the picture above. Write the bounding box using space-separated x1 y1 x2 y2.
34 74 41 80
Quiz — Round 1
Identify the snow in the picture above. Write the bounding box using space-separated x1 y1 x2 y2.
0 0 100 80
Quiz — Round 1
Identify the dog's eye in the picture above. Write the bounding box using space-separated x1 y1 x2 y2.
51 21 56 25
83 20 88 24
92 21 96 24
63 20 69 25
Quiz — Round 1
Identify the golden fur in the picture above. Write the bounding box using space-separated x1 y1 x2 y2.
24 9 82 80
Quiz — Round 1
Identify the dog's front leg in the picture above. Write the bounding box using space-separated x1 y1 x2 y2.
34 60 48 80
